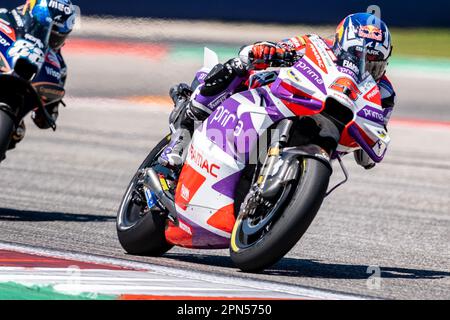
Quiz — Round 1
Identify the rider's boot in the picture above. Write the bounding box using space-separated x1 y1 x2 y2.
159 84 194 167
159 84 211 167
159 59 248 168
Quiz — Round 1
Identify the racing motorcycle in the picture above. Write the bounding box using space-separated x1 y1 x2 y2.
0 13 63 163
117 35 390 272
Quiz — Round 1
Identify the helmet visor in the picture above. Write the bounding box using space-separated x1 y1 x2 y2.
336 39 387 82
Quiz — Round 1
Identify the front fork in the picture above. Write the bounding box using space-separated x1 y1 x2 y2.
255 118 337 200
257 119 293 192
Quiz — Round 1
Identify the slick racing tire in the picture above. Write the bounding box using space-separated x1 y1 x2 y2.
0 110 14 163
230 157 331 272
116 135 173 256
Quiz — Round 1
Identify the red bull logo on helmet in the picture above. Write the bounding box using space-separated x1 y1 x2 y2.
358 25 383 41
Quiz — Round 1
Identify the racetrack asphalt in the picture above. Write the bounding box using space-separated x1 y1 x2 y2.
0 35 449 300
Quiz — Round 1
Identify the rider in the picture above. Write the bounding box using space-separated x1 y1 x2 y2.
0 0 76 150
160 13 395 170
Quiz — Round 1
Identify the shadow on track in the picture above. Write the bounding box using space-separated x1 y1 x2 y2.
0 207 115 222
163 253 450 280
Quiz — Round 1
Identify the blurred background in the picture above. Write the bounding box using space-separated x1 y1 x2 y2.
6 0 450 120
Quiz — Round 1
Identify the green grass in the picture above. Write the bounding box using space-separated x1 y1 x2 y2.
170 29 450 65
0 282 116 300
391 28 450 59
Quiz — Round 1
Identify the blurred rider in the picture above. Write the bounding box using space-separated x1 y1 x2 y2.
0 0 76 150
160 13 395 170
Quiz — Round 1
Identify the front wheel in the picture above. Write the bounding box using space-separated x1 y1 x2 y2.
116 135 174 256
230 157 331 272
0 110 14 163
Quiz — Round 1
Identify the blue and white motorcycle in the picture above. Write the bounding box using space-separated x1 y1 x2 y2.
0 8 65 162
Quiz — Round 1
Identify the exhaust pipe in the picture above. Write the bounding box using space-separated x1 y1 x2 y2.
143 168 178 222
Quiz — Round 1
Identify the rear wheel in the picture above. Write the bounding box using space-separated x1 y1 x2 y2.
116 135 174 256
230 157 331 272
0 110 14 163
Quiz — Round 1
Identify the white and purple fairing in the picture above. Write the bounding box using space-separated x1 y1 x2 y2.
166 37 390 249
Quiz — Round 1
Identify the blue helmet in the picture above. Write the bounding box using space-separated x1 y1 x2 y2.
333 13 392 80
25 0 76 49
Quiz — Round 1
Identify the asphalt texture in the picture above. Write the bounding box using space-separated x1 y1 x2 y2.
0 37 449 300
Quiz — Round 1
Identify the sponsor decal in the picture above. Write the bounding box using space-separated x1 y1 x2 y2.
377 130 387 139
326 48 337 61
210 104 243 135
209 91 231 109
0 35 11 47
178 220 192 235
188 144 220 178
175 164 206 211
330 77 361 101
0 22 15 41
307 42 327 74
363 85 381 105
0 23 12 35
366 49 381 56
294 59 326 94
357 106 384 125
12 10 24 28
181 184 190 201
342 59 359 74
45 51 61 68
144 188 157 209
336 66 358 81
24 33 44 49
45 66 61 79
35 86 65 99
49 0 73 15
195 71 207 82
8 40 45 69
287 69 301 83
358 25 383 41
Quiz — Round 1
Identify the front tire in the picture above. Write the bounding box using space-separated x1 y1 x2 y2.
230 158 331 272
116 135 173 256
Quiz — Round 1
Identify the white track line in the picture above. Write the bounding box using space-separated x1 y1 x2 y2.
0 241 367 300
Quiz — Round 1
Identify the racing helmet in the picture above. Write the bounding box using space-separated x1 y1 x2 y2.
333 13 392 81
24 0 76 50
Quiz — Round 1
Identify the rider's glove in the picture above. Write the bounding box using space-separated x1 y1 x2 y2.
249 42 294 69
200 58 247 96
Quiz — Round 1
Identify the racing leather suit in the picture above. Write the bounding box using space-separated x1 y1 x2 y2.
161 35 396 169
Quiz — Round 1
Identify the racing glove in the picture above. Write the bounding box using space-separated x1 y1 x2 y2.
248 42 295 69
200 57 247 97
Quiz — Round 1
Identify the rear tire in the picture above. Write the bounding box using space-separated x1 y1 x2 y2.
0 110 14 163
230 158 331 272
116 135 174 256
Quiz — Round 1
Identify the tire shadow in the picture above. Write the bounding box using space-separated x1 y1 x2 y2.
163 252 450 280
0 207 115 222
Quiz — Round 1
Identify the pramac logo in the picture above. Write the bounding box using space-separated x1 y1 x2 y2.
189 144 221 178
